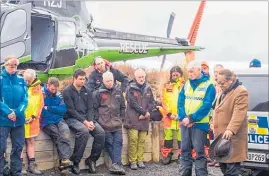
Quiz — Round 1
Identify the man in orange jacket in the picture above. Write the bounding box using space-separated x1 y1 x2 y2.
158 66 184 165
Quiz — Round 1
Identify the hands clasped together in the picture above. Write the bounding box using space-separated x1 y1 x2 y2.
181 116 193 128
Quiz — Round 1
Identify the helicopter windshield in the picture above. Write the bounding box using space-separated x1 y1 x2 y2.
0 7 28 62
57 21 76 50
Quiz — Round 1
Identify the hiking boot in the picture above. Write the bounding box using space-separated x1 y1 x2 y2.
22 163 27 175
3 160 10 176
177 154 181 164
182 169 192 176
109 163 126 175
28 162 42 175
137 161 146 169
60 159 73 170
130 163 137 170
118 166 126 175
71 163 80 175
162 152 173 165
85 157 97 174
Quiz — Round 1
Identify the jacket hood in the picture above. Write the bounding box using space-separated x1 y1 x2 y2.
99 83 120 92
189 72 210 88
29 78 42 87
129 79 148 91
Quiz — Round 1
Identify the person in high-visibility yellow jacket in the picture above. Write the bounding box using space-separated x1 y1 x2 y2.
158 66 184 165
22 69 44 175
178 61 216 176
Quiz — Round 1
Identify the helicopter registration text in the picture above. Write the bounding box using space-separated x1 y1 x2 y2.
43 0 63 8
120 42 148 54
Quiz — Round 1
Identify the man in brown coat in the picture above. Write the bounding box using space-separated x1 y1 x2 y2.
213 69 249 176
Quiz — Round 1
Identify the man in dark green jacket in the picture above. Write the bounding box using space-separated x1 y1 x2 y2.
93 71 126 175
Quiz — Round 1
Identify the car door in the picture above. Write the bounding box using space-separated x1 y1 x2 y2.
238 74 269 166
0 3 31 64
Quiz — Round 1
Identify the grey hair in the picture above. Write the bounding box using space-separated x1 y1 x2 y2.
187 61 201 70
23 69 36 80
102 71 114 80
134 68 146 77
214 64 224 69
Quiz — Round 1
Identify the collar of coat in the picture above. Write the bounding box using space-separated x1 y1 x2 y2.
98 83 120 93
29 78 42 87
1 66 18 78
129 81 150 92
71 84 88 93
216 79 242 109
222 79 242 97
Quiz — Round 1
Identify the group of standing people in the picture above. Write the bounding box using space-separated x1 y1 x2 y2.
158 60 248 176
177 61 248 176
0 56 156 175
0 55 249 176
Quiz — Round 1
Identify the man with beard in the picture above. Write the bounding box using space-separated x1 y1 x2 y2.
41 77 73 174
124 68 155 170
213 69 248 176
63 69 105 174
93 72 126 175
87 56 129 92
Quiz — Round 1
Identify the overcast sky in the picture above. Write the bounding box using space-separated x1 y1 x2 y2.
86 1 268 70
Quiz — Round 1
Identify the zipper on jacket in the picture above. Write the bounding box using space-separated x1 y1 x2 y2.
10 78 16 127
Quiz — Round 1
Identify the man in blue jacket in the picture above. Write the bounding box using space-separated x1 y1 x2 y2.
178 61 216 176
0 56 28 176
40 77 73 172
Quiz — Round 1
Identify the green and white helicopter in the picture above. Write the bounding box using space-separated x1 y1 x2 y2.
0 0 205 82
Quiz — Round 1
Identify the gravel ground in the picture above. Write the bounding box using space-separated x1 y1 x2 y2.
29 161 223 176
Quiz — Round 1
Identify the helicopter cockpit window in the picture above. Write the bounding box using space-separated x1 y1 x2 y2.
1 9 26 43
1 42 25 63
0 9 27 62
57 21 76 50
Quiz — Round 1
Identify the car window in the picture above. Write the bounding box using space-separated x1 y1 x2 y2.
237 74 269 111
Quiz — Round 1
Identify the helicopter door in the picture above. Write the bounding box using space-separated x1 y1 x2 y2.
0 3 31 64
52 17 77 69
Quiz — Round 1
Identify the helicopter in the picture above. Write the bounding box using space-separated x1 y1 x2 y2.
0 0 204 82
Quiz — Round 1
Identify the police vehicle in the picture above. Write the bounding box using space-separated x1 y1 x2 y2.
235 67 269 175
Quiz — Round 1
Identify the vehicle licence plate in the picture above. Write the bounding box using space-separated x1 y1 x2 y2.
247 152 266 163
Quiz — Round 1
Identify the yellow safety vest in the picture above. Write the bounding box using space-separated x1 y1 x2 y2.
184 80 211 124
